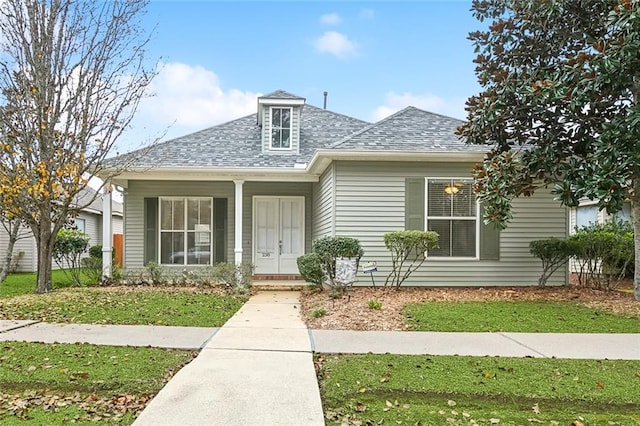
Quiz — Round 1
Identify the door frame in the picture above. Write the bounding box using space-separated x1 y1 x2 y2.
251 195 305 274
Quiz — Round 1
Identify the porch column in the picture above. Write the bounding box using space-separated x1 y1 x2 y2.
233 180 244 265
102 184 113 280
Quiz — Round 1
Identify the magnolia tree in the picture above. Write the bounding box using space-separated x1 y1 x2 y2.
0 0 155 293
458 0 640 300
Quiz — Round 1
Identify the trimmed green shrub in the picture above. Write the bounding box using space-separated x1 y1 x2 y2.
53 229 90 286
88 244 103 259
144 261 165 285
211 262 255 294
297 252 325 287
569 220 634 289
383 230 439 288
529 238 573 287
312 236 364 293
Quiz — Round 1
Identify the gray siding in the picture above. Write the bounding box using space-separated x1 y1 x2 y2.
123 180 235 269
78 211 100 247
312 163 335 240
332 161 568 287
0 227 37 272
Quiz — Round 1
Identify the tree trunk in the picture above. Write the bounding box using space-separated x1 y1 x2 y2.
631 179 640 301
0 223 20 282
35 225 54 294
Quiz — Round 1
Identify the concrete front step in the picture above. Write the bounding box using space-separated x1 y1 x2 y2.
252 279 310 291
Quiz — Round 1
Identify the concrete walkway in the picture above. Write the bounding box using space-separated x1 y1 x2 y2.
2 291 640 425
133 291 324 426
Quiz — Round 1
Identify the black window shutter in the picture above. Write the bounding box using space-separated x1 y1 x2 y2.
405 178 425 230
479 203 500 260
144 198 158 265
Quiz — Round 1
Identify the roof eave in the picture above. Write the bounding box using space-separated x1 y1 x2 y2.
107 166 319 187
307 149 487 175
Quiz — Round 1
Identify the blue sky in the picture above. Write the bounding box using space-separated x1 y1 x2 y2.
120 0 481 151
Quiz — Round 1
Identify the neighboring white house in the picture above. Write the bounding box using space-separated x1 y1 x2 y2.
0 187 123 273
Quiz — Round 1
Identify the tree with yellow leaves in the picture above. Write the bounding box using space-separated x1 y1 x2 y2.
0 0 156 293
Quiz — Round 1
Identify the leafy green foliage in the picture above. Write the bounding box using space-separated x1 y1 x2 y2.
0 342 194 424
367 299 382 310
312 236 364 293
80 244 106 285
297 252 325 287
458 0 640 300
403 301 640 333
319 354 640 425
88 244 103 259
529 238 573 286
383 230 439 288
570 220 635 289
52 229 90 286
312 308 327 318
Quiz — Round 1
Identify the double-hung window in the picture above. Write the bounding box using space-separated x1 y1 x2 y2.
270 107 291 149
159 197 212 265
426 178 478 258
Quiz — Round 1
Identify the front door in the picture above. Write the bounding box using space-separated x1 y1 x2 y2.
253 197 304 274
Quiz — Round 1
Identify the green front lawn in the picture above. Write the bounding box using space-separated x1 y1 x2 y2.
0 270 246 327
0 341 195 424
404 301 640 333
319 353 640 425
0 270 84 299
0 286 245 326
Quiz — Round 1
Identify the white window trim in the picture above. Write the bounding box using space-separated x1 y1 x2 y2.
158 197 213 266
269 106 293 151
424 177 480 260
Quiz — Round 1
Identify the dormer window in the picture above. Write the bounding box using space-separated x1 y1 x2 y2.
258 90 305 154
270 107 291 149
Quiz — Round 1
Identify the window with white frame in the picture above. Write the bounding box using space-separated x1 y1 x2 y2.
270 107 291 149
75 218 86 233
575 204 598 229
426 178 478 257
159 198 212 265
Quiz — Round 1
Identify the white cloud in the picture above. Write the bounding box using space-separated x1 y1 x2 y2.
372 91 467 121
319 13 341 25
314 31 358 58
115 62 260 151
139 62 259 128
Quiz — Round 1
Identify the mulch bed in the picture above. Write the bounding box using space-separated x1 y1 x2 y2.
300 284 640 331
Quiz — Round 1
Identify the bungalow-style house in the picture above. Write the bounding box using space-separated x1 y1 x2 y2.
103 90 568 286
0 186 123 272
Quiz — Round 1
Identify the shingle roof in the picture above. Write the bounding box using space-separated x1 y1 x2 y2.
109 94 484 171
259 90 305 100
117 104 369 169
332 106 486 152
